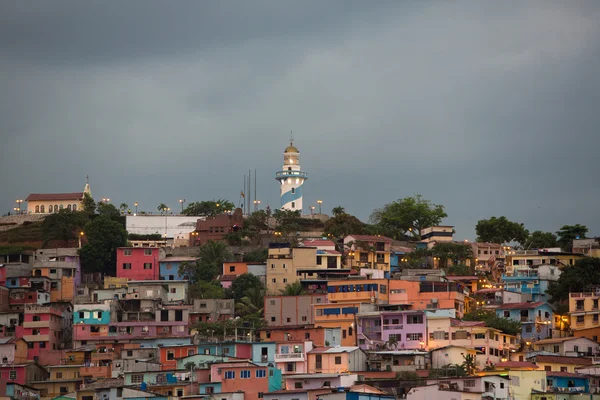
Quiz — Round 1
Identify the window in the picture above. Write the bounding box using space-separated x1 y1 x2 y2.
594 314 599 323
380 284 387 294
131 374 144 383
283 278 288 283
230 265 236 272
56 372 63 379
32 329 40 335
577 316 585 324
407 315 423 324
144 249 153 256
504 311 510 318
124 249 132 256
35 205 39 213
335 356 342 364
256 369 266 378
272 278 276 283
39 342 46 348
127 350 133 357
188 349 195 356
32 315 41 322
561 367 568 372
389 333 401 341
544 366 551 371
554 345 560 353
144 263 152 269
258 393 264 399
271 317 276 322
316 256 322 265
407 333 423 341
177 390 184 397
295 382 303 389
224 371 235 379
464 380 476 388
170 288 177 293
167 351 174 360
525 325 532 333
291 202 295 208
122 263 132 270
240 370 251 378
291 187 295 194
302 316 307 322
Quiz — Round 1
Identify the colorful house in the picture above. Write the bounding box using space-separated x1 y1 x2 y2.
0 363 48 398
0 337 28 365
495 301 554 340
30 364 83 399
211 361 282 400
264 294 327 326
388 279 466 318
533 336 600 357
307 346 367 373
159 257 198 281
116 247 160 281
274 340 312 374
533 371 591 399
344 235 393 271
357 310 426 351
16 305 65 365
313 302 361 346
569 289 600 332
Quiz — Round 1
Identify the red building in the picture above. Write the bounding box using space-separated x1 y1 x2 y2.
192 208 244 246
0 363 48 397
159 344 197 371
15 305 64 364
116 247 160 281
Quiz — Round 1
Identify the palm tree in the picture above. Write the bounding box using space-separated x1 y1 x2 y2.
332 206 346 217
462 353 477 375
237 286 265 317
120 203 128 214
198 240 231 265
158 203 167 214
280 281 305 296
385 336 398 350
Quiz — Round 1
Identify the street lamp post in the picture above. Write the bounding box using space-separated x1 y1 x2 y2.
102 198 110 203
253 200 261 212
134 202 138 214
179 199 185 214
15 199 23 214
317 199 322 214
78 231 85 248
310 206 315 216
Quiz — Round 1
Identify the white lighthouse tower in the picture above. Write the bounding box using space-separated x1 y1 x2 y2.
275 140 307 212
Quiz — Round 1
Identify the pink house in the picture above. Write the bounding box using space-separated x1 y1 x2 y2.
15 305 64 365
116 247 160 281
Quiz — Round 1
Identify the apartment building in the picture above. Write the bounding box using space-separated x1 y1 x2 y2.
569 289 600 332
264 294 326 326
344 235 393 271
357 310 427 351
116 247 160 281
495 302 554 341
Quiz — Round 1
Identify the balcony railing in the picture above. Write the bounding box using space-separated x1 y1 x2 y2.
23 321 50 329
274 353 305 362
275 171 308 179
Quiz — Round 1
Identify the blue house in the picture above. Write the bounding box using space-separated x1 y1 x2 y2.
74 303 111 324
501 265 561 302
159 257 198 280
544 372 589 394
252 342 277 365
496 302 554 340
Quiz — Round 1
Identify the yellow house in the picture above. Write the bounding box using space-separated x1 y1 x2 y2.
527 355 593 373
478 370 546 400
25 182 90 214
344 235 393 272
569 290 600 331
267 245 339 294
103 276 129 289
313 301 362 346
31 364 82 400
504 250 585 275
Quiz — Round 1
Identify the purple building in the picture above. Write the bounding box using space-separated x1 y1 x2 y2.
357 310 426 351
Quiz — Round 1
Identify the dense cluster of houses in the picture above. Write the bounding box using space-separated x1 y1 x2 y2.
1 225 600 400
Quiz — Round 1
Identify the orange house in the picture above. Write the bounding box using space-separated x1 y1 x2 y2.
215 362 282 400
222 262 249 276
307 346 367 373
313 302 361 346
159 344 197 370
258 326 339 347
389 280 465 317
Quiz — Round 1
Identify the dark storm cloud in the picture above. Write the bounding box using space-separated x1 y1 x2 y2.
1 1 600 239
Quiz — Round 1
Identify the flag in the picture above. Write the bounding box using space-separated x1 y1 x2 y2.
240 191 245 198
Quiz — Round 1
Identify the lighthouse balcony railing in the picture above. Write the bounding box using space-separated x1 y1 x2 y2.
276 171 308 179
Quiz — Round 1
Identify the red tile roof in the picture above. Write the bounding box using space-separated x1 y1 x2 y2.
26 192 84 201
546 371 587 378
494 361 539 369
347 235 393 243
476 288 502 294
532 355 593 365
497 301 546 310
302 240 336 247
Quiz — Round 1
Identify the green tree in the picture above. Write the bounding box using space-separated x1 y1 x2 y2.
548 257 600 304
180 241 232 282
446 264 471 276
244 209 272 238
119 203 129 214
522 230 558 249
280 281 305 296
42 209 87 245
331 206 346 217
226 273 264 302
556 224 588 251
462 308 521 336
79 215 128 274
189 280 225 299
462 354 477 375
323 210 367 241
243 248 268 263
97 202 121 218
182 199 235 217
475 216 529 244
237 286 265 319
81 192 96 218
369 194 447 240
273 209 302 235
432 242 473 267
158 203 168 214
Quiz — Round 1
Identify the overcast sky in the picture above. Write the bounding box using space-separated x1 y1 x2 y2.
1 1 599 239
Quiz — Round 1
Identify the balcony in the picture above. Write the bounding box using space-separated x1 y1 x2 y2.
91 351 117 362
329 292 374 302
274 353 305 362
383 324 403 331
23 334 50 342
275 170 308 179
23 320 50 329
